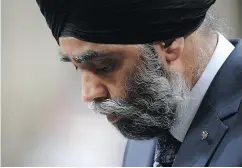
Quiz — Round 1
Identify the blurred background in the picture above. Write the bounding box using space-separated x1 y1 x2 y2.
1 0 242 166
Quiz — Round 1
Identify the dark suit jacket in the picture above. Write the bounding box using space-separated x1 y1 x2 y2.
123 39 242 167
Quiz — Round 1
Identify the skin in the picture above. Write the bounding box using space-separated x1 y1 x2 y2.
59 37 192 100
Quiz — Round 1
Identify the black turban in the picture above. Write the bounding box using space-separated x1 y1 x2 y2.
36 0 216 45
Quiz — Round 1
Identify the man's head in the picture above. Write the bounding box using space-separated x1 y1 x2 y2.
59 37 190 139
37 0 219 140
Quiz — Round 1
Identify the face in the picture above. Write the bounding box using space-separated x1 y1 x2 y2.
59 37 189 140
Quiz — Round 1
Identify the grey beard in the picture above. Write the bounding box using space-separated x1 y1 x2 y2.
89 44 189 140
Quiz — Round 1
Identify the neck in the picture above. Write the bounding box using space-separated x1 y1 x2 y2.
184 32 219 88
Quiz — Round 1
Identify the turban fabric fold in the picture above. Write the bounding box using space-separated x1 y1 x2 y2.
36 0 216 44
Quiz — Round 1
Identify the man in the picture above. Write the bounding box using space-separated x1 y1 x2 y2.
36 0 242 166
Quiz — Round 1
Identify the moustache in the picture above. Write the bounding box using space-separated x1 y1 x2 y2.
88 99 140 118
88 98 174 128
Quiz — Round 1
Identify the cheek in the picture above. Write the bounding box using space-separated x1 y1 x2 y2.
106 58 140 99
107 80 126 99
106 69 131 99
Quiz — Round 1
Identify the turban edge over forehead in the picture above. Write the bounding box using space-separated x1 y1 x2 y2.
36 0 216 45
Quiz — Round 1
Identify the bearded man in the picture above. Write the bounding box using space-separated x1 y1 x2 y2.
36 0 242 166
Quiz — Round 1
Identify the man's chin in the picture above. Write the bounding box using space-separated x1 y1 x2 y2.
113 119 165 140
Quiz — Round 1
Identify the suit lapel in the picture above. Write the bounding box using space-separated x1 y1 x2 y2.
173 98 229 166
173 39 242 167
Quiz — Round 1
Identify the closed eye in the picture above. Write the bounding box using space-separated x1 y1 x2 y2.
95 63 116 75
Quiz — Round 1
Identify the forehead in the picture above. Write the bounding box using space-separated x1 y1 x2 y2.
59 37 140 56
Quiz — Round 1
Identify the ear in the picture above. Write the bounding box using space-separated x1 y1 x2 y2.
154 37 185 67
165 37 185 63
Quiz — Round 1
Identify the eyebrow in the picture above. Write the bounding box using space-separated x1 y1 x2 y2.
59 50 109 63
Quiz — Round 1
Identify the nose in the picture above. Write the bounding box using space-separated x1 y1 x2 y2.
81 72 109 102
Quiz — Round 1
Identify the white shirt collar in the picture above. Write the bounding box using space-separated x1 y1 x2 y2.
170 33 235 142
